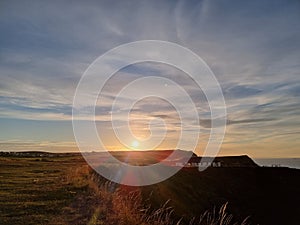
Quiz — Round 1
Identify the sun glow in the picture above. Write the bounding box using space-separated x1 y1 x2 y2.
131 140 140 149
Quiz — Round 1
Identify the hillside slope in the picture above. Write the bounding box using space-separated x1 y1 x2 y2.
139 166 300 225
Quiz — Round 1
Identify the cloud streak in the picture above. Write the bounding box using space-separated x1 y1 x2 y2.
0 0 299 157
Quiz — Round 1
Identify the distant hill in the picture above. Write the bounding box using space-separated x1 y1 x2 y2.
0 150 258 167
87 150 258 167
110 149 197 165
212 155 258 167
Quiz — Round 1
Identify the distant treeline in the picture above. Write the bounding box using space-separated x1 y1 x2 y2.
0 151 81 158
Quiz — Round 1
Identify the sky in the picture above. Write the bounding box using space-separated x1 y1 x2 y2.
0 0 299 158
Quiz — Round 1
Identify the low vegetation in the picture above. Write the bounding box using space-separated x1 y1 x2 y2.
75 167 251 225
1 153 300 225
0 155 250 225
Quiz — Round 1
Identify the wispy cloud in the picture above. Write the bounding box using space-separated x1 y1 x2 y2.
0 0 299 156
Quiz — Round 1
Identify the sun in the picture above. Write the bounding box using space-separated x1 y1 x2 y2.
131 140 139 149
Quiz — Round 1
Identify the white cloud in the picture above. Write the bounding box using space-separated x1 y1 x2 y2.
0 0 299 155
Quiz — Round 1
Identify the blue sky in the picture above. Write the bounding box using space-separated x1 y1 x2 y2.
0 0 299 157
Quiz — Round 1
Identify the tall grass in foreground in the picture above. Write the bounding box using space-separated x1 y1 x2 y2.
195 203 250 225
70 167 251 225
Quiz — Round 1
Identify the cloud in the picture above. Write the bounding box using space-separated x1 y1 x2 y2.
0 140 78 152
0 0 299 156
199 117 277 129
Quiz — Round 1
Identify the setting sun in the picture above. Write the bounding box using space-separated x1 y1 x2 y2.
131 140 140 149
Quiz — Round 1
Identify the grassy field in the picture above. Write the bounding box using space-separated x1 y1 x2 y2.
0 155 186 225
1 153 300 225
0 156 95 224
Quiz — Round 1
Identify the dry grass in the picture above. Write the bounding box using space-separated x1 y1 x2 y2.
0 156 251 225
86 170 251 225
195 203 250 225
86 174 176 225
0 156 90 225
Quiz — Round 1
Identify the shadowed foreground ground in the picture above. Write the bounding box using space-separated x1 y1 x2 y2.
0 153 299 225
